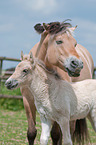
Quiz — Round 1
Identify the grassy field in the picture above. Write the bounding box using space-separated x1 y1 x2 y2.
0 83 96 145
0 109 52 145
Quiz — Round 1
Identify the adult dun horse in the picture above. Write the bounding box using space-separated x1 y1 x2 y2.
5 52 96 145
8 21 94 145
24 22 93 145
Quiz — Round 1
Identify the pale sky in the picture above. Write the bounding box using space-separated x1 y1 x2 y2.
0 0 96 69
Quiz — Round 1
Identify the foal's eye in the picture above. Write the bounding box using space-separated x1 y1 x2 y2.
23 69 28 73
56 40 63 44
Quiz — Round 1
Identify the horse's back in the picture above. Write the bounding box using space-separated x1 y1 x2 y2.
72 79 96 99
70 79 96 120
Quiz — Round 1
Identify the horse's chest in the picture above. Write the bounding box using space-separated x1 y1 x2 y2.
35 99 53 119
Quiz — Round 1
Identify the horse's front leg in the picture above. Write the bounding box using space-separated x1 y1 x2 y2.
51 122 62 145
21 88 37 145
40 116 52 145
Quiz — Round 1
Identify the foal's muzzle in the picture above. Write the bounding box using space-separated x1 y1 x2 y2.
65 56 83 77
5 78 18 90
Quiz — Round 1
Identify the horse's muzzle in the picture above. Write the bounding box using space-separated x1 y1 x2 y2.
5 78 18 90
65 56 83 77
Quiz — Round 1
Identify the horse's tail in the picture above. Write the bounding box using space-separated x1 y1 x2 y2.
72 118 90 145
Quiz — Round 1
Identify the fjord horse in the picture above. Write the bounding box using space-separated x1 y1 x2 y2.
21 21 93 145
5 53 96 145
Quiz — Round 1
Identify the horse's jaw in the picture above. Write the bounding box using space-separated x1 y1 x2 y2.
65 68 81 77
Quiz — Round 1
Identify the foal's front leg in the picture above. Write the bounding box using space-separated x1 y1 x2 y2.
40 116 52 145
58 117 72 145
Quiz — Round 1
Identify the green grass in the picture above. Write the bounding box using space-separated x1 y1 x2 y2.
0 109 27 145
0 83 96 144
0 109 52 145
0 109 96 145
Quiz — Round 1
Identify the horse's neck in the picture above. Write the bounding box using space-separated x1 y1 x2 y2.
36 41 54 71
76 44 94 75
35 32 48 57
36 33 48 60
38 44 47 60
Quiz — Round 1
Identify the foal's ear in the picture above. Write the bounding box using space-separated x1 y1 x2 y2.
21 51 24 60
30 52 34 64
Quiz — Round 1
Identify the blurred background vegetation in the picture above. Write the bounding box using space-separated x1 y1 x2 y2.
0 82 24 111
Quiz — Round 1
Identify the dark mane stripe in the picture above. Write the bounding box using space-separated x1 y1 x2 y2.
34 19 72 34
48 22 72 34
36 59 61 79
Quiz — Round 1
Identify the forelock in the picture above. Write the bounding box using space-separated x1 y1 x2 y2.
34 20 72 35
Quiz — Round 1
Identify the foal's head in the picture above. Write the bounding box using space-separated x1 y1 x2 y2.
5 53 34 90
34 21 83 77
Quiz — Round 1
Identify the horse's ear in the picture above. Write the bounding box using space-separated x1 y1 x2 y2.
30 52 34 64
34 23 44 34
21 51 24 60
69 25 77 32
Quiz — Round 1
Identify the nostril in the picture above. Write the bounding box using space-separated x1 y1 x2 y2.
72 61 77 65
71 60 78 68
8 81 11 85
5 80 12 86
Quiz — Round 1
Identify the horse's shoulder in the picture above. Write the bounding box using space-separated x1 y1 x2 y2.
76 44 94 68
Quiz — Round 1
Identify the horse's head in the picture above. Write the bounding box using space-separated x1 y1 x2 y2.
5 52 34 90
46 27 84 77
34 21 83 77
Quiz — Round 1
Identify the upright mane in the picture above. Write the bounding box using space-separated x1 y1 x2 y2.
34 19 72 35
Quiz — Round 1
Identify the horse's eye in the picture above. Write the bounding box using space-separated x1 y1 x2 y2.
75 43 77 47
56 40 63 44
23 69 28 73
